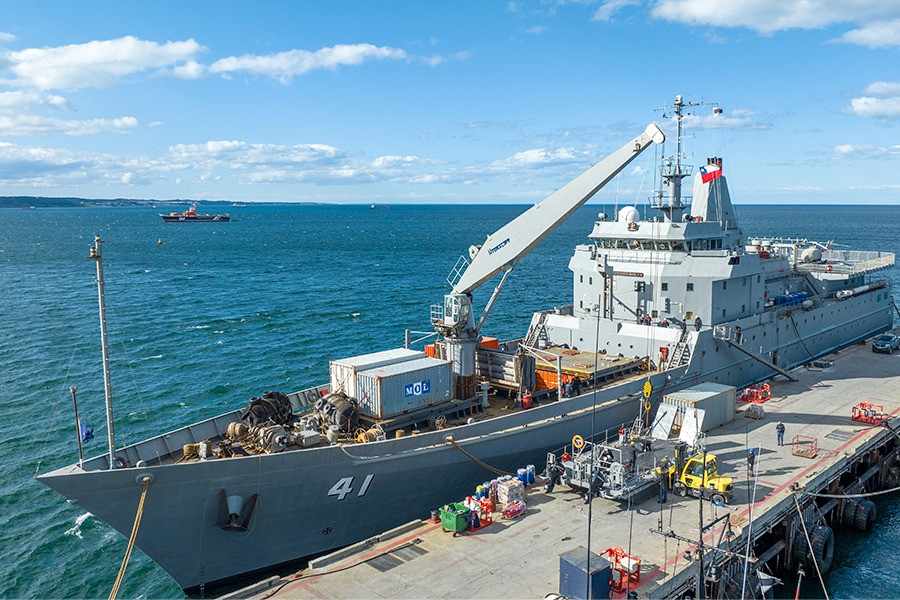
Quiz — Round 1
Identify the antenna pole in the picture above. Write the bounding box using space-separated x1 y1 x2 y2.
89 235 117 469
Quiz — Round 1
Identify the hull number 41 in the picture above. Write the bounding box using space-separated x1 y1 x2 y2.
328 474 374 501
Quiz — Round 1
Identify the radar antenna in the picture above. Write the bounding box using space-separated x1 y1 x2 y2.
652 95 718 222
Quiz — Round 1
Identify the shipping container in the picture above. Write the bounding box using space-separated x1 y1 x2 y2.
662 382 736 431
479 336 499 349
330 348 425 399
355 357 452 419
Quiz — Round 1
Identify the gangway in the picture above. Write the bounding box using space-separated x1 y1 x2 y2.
713 325 798 382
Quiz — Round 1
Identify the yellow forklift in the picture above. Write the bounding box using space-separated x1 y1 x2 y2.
665 441 734 504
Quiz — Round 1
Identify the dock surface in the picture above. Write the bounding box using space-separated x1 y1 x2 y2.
231 339 899 599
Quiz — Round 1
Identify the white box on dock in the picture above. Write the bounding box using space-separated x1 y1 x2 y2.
662 382 736 432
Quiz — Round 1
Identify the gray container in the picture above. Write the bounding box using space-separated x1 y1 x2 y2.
663 382 736 431
330 347 425 399
558 546 611 600
355 357 452 419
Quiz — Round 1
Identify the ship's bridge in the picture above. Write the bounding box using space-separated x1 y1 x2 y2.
588 219 742 255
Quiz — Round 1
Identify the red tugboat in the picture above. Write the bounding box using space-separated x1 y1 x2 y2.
160 204 230 222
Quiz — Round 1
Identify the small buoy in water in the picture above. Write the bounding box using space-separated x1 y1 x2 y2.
157 238 163 245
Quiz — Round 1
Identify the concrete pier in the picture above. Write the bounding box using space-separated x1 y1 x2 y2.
228 336 899 599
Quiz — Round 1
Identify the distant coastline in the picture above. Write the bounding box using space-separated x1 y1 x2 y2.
0 196 327 208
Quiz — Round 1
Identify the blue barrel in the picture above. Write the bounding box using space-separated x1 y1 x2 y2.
517 468 528 484
526 464 536 485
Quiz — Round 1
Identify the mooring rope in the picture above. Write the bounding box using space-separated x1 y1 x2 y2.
444 436 511 476
791 492 830 600
799 484 900 499
109 476 151 600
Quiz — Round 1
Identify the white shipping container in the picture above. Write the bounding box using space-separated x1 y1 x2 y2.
329 348 425 399
662 382 736 432
355 357 452 419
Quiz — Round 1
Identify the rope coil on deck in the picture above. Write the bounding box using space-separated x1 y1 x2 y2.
108 476 151 600
444 436 511 476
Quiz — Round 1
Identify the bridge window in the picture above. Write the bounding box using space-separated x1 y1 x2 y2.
672 241 685 252
657 241 671 251
641 240 654 250
661 282 668 291
687 283 694 291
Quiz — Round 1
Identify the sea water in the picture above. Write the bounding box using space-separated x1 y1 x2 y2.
0 204 897 598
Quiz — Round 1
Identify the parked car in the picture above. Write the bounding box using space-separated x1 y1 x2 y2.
872 333 900 354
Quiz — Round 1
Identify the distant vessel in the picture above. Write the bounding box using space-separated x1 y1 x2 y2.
38 96 894 593
22 206 36 210
160 204 229 222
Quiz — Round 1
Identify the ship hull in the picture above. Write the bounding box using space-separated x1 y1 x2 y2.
38 369 672 591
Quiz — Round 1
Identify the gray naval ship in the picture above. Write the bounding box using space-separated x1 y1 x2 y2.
37 96 895 592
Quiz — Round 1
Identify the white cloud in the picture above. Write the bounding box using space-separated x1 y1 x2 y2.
209 44 407 83
681 108 771 130
168 140 341 168
490 147 581 170
0 114 138 136
0 32 15 43
848 81 900 119
836 18 900 47
864 81 900 96
848 96 900 119
121 172 135 184
592 0 640 22
0 90 66 109
4 36 204 90
169 59 205 79
651 0 900 37
832 143 900 159
630 165 646 176
371 155 420 169
419 51 472 67
525 25 548 34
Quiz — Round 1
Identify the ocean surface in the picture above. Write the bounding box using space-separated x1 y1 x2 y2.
1 203 898 599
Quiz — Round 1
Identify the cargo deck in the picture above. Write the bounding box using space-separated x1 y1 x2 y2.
226 335 899 599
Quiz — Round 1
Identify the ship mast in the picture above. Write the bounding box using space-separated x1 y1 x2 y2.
89 235 117 469
653 95 714 223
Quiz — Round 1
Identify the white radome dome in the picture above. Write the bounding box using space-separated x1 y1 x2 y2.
618 206 639 223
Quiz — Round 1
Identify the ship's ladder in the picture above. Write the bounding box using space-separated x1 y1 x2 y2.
523 312 549 348
670 330 691 366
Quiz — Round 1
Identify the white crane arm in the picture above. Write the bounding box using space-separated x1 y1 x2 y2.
452 123 664 295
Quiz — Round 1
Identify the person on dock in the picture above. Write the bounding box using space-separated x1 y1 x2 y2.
747 448 756 475
657 468 667 503
564 379 573 398
630 442 638 473
776 421 785 446
545 456 565 493
572 376 582 396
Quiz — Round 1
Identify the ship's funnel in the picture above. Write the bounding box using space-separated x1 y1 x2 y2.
691 158 738 230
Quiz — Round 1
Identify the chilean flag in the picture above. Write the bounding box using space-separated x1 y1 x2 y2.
700 164 722 183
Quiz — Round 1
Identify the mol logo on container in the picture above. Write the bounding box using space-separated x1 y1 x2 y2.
405 379 431 397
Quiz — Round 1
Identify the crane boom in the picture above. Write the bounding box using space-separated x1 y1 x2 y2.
452 123 665 295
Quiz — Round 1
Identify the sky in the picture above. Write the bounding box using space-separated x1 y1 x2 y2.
0 1 898 205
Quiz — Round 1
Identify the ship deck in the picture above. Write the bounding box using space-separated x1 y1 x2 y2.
226 332 900 600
